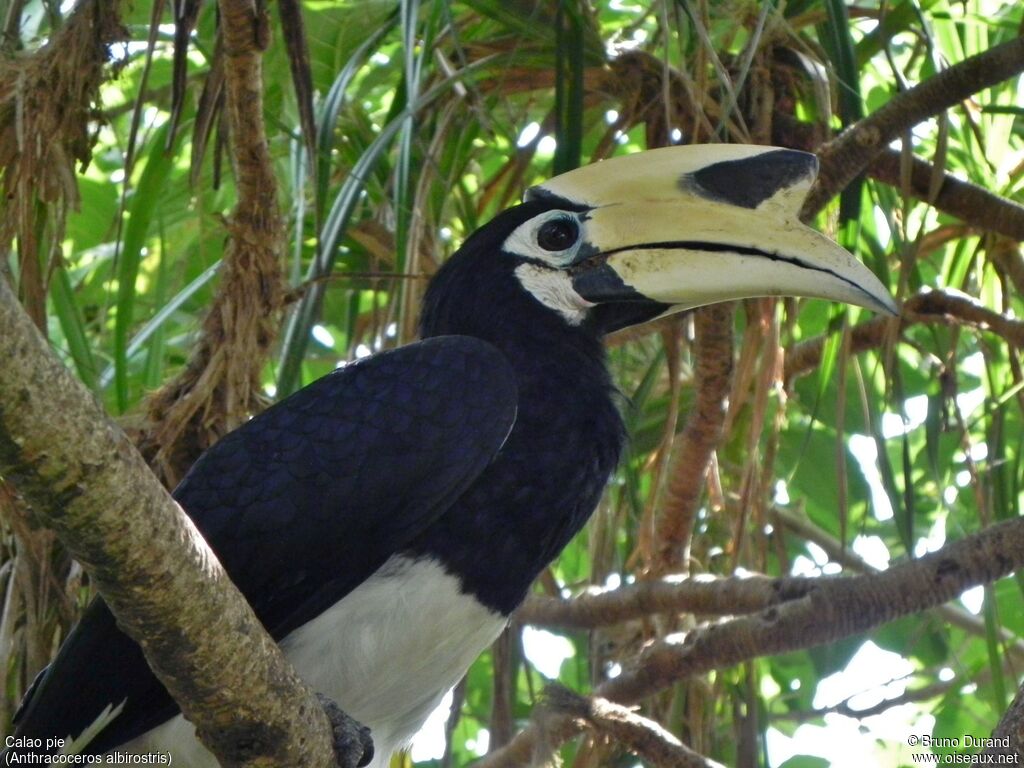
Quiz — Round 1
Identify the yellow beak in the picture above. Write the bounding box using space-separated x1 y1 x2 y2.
527 145 897 316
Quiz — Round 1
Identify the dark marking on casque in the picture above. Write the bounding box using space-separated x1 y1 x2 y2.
682 149 817 209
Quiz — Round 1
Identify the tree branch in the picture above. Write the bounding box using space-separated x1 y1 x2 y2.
868 150 1024 243
544 686 725 768
784 289 1024 383
771 506 1024 663
516 575 818 629
520 506 1024 658
801 36 1024 218
0 277 342 765
773 113 1024 245
906 290 1024 345
478 516 1024 767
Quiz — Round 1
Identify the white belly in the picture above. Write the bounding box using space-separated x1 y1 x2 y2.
113 556 506 768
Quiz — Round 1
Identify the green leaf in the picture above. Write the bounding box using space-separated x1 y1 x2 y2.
113 122 180 413
553 0 585 174
50 264 99 391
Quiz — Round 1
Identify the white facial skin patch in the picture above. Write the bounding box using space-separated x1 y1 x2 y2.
514 263 595 325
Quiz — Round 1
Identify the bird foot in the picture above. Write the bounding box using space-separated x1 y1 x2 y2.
316 693 374 768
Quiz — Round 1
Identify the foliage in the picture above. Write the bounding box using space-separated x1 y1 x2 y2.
1 0 1023 766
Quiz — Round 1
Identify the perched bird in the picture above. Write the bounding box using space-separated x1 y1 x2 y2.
8 145 895 766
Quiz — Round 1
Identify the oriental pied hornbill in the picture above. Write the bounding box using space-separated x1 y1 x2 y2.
7 145 895 767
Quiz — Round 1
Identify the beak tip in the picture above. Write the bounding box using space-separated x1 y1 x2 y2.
856 280 899 317
877 295 900 317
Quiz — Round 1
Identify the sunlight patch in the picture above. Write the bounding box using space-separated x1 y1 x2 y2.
960 585 984 614
814 641 915 714
852 535 890 570
849 434 895 521
523 626 575 679
517 122 540 148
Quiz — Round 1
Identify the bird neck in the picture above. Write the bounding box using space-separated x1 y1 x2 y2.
416 287 625 614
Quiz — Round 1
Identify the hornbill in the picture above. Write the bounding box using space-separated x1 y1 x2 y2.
7 145 895 766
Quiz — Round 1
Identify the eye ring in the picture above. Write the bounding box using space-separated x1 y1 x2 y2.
536 217 579 252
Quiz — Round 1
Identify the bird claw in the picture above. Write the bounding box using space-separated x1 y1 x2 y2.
316 693 374 768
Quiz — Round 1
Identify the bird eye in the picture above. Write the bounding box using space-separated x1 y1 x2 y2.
536 217 579 252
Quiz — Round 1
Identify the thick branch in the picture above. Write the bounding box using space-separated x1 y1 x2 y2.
478 516 1024 767
0 278 339 765
771 506 1024 661
520 510 1024 659
801 36 1024 218
610 516 1024 698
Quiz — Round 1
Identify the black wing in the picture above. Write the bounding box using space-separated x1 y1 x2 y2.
12 336 517 753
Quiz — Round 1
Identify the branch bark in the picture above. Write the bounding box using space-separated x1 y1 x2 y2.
517 575 818 629
868 150 1024 243
801 36 1024 218
520 507 1024 659
771 506 1024 664
478 516 1024 768
0 276 342 765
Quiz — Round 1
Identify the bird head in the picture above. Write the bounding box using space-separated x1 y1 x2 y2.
421 145 896 340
